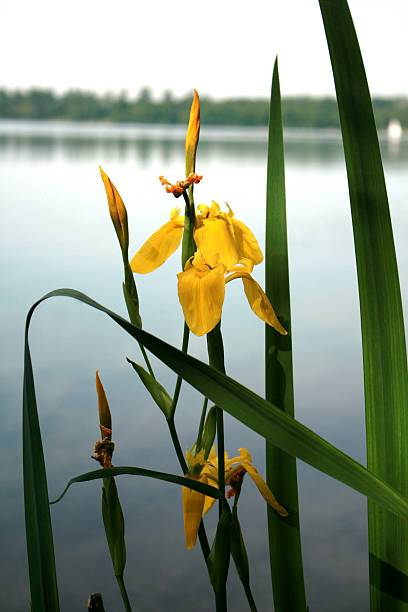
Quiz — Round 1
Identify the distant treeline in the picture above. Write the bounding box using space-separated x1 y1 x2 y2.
1 87 407 128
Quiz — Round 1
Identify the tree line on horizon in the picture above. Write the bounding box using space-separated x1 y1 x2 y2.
1 87 408 128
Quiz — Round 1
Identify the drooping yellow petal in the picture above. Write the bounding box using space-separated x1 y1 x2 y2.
242 276 287 334
99 166 129 253
194 215 239 269
185 90 201 177
177 253 225 336
130 210 184 274
95 371 112 439
182 476 206 549
227 207 263 265
238 449 288 517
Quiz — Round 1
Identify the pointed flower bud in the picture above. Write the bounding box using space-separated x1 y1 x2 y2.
93 371 114 468
99 166 129 254
185 90 200 177
96 370 112 438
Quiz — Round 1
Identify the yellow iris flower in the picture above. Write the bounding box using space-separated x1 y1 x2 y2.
131 200 286 337
182 447 288 549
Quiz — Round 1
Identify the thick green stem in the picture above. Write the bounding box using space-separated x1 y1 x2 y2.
206 323 226 516
116 575 132 612
215 589 227 612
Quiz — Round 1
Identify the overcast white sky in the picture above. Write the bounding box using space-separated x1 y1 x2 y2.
2 0 407 98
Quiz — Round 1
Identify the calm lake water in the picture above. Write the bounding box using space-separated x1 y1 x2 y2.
1 120 407 611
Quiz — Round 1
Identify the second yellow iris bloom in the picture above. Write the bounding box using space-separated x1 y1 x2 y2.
182 447 288 549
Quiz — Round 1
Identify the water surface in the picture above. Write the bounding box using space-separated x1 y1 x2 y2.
1 121 407 611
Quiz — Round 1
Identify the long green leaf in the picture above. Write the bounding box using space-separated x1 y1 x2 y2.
50 465 223 505
101 477 126 578
25 290 408 521
23 318 60 611
318 1 408 609
265 58 306 611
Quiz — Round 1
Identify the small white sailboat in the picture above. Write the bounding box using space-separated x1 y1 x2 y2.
387 118 403 142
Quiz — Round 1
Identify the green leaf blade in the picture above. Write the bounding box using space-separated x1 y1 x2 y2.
265 58 307 611
26 290 408 522
51 465 223 505
127 358 173 419
23 323 60 612
318 1 408 608
102 477 126 578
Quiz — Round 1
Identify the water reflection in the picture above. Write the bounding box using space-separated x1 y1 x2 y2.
1 120 407 611
2 120 408 168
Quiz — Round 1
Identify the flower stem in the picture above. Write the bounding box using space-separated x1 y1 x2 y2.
122 255 155 378
167 416 210 558
196 397 209 449
167 417 188 473
181 191 196 268
139 344 154 377
116 575 132 612
169 323 190 418
215 589 227 612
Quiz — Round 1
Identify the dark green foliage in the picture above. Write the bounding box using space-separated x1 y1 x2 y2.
26 290 408 519
23 323 60 611
265 59 307 612
318 1 408 609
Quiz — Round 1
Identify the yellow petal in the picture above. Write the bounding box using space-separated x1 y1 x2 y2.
186 447 206 474
177 258 225 336
230 217 263 265
99 166 129 252
242 276 287 334
185 90 200 177
130 215 184 274
182 477 206 549
202 477 219 516
238 449 288 517
194 215 239 269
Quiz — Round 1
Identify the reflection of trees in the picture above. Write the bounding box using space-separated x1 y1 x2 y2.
0 127 407 167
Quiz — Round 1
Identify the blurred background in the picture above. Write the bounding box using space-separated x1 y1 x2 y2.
1 1 407 610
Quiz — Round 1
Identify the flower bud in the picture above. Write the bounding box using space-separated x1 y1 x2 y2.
99 166 129 253
185 90 200 177
95 370 112 439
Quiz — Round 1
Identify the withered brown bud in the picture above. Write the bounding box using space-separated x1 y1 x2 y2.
92 438 115 468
